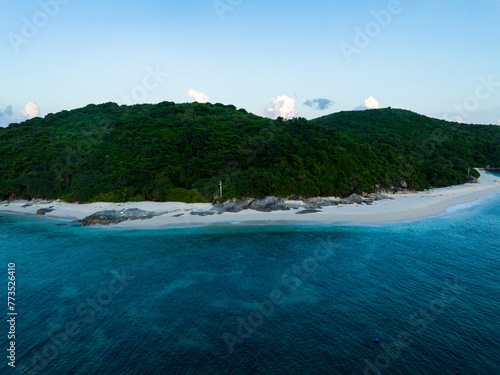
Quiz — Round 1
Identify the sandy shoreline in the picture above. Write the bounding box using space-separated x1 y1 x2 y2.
1 170 499 228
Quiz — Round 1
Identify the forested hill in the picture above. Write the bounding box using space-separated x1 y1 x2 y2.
0 102 499 203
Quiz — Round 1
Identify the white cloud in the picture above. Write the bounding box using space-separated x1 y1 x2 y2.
497 120 500 124
20 102 40 119
187 89 209 104
264 95 295 119
355 96 380 110
456 115 465 124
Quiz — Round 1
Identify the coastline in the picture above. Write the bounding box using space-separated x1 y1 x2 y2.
1 170 499 228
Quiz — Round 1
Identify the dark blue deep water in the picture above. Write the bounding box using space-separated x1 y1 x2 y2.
1 193 499 374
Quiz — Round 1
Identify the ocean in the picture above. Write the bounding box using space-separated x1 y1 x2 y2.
1 191 499 374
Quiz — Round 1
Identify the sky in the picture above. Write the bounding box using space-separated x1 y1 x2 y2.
1 0 500 127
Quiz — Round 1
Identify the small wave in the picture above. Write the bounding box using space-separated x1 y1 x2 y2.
444 192 500 215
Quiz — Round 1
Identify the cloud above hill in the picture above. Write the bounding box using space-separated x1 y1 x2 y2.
1 103 41 127
20 102 40 119
264 95 295 119
355 96 380 110
304 98 334 111
187 89 209 104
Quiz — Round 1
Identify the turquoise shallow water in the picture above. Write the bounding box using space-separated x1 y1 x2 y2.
1 192 499 374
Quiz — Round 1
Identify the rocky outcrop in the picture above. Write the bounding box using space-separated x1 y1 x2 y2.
467 175 479 183
212 197 290 213
213 197 255 213
338 193 394 204
208 192 393 214
375 183 411 194
373 194 392 201
72 190 401 226
78 208 164 226
304 197 339 207
304 202 322 210
78 211 128 226
248 197 290 212
340 194 365 204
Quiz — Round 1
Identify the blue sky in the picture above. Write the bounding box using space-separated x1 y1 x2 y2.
1 0 499 127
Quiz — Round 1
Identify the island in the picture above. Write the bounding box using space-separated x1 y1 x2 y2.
0 101 499 228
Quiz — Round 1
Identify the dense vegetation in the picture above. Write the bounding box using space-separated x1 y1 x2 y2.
0 102 499 203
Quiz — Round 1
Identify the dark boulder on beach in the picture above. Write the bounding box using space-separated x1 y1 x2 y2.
212 197 255 213
248 197 291 212
190 211 216 217
78 210 128 226
295 209 321 214
314 199 339 207
340 194 365 204
36 208 55 215
78 208 162 226
212 196 290 213
373 194 393 201
304 202 322 209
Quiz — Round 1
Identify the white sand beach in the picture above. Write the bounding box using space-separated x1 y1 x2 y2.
1 170 499 228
